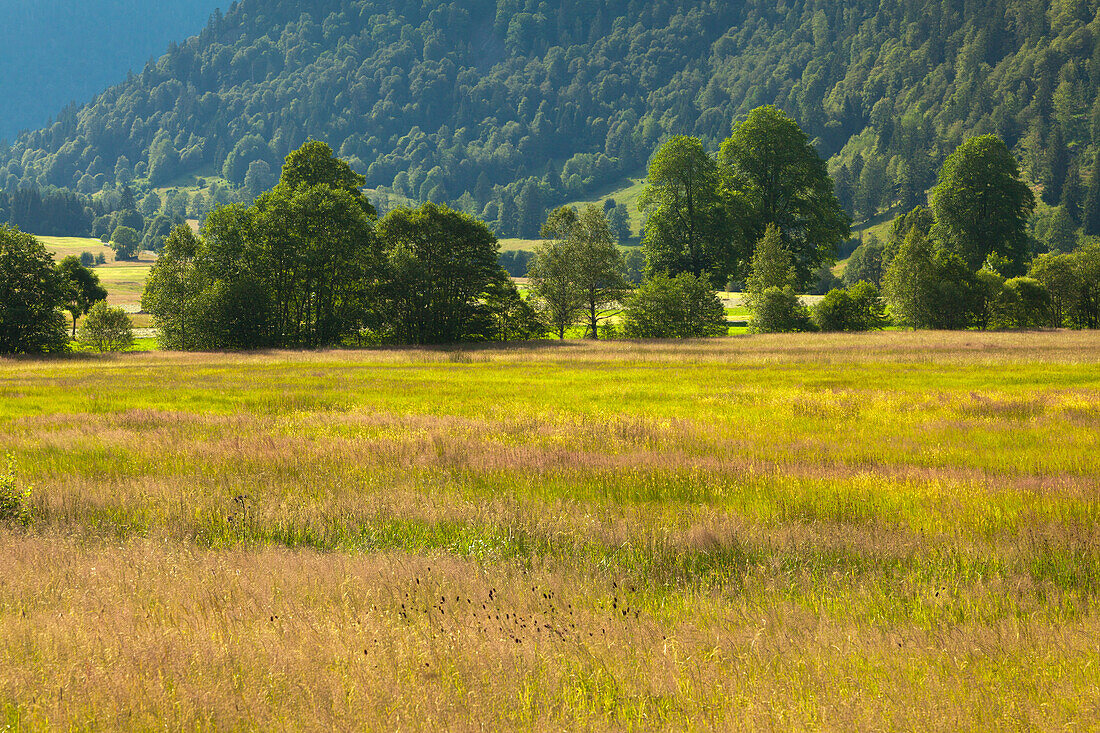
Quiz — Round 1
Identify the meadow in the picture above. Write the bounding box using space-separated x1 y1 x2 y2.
1 332 1099 729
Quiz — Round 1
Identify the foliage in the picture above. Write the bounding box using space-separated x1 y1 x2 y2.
528 213 585 340
640 136 737 285
745 225 812 332
621 272 727 339
77 301 135 352
751 287 814 333
1027 242 1100 328
528 205 628 340
570 206 631 339
744 225 795 303
719 105 849 287
813 282 887 332
379 202 503 344
930 135 1035 273
842 236 886 288
476 279 548 342
989 277 1052 330
882 228 976 329
145 143 385 349
56 255 108 338
0 225 68 354
110 225 141 260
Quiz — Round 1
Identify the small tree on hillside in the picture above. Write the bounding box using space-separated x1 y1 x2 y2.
110 225 141 261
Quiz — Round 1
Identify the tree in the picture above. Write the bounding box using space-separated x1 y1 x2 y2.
744 224 812 332
77 302 134 352
476 278 547 342
0 225 68 354
1029 251 1083 327
640 136 739 285
989 277 1051 329
56 255 108 338
243 160 275 200
1084 153 1100 237
930 135 1035 272
528 207 585 339
142 226 211 350
621 272 727 338
882 227 976 329
607 203 631 242
280 140 377 216
379 203 503 344
570 206 631 339
144 142 385 350
719 106 850 288
110 225 141 261
1043 125 1069 206
843 237 886 287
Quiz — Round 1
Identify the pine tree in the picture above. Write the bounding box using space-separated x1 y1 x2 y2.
1084 153 1100 237
1043 125 1069 206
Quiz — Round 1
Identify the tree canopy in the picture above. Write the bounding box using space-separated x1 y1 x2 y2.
719 105 850 287
0 225 68 354
930 135 1035 273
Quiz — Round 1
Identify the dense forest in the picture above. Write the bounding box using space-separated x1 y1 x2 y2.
2 0 1100 241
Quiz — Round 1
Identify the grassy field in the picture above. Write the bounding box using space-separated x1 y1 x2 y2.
37 235 153 324
2 332 1100 729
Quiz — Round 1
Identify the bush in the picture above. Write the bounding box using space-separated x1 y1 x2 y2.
77 302 134 352
621 272 728 338
80 251 95 266
0 455 31 526
752 286 815 333
813 282 888 331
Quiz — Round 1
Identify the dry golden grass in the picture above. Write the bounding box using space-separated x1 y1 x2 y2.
2 332 1100 730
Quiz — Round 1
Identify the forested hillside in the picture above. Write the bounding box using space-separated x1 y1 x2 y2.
2 0 1099 238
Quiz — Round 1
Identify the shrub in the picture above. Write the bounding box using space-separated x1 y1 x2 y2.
814 282 888 331
0 455 31 526
80 251 95 266
752 286 815 333
77 302 134 352
621 272 728 338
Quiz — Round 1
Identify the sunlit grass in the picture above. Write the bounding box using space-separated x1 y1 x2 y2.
1 332 1099 729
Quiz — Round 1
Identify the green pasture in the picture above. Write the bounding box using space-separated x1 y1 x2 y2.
2 333 1100 728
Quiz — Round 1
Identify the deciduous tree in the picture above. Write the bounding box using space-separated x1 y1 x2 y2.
930 135 1035 273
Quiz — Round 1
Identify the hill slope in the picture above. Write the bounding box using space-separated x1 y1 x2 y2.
2 0 1099 237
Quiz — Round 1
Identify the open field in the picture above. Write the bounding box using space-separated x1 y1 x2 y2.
37 235 154 316
2 333 1100 729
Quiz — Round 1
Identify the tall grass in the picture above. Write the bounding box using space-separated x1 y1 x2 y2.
1 331 1099 729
